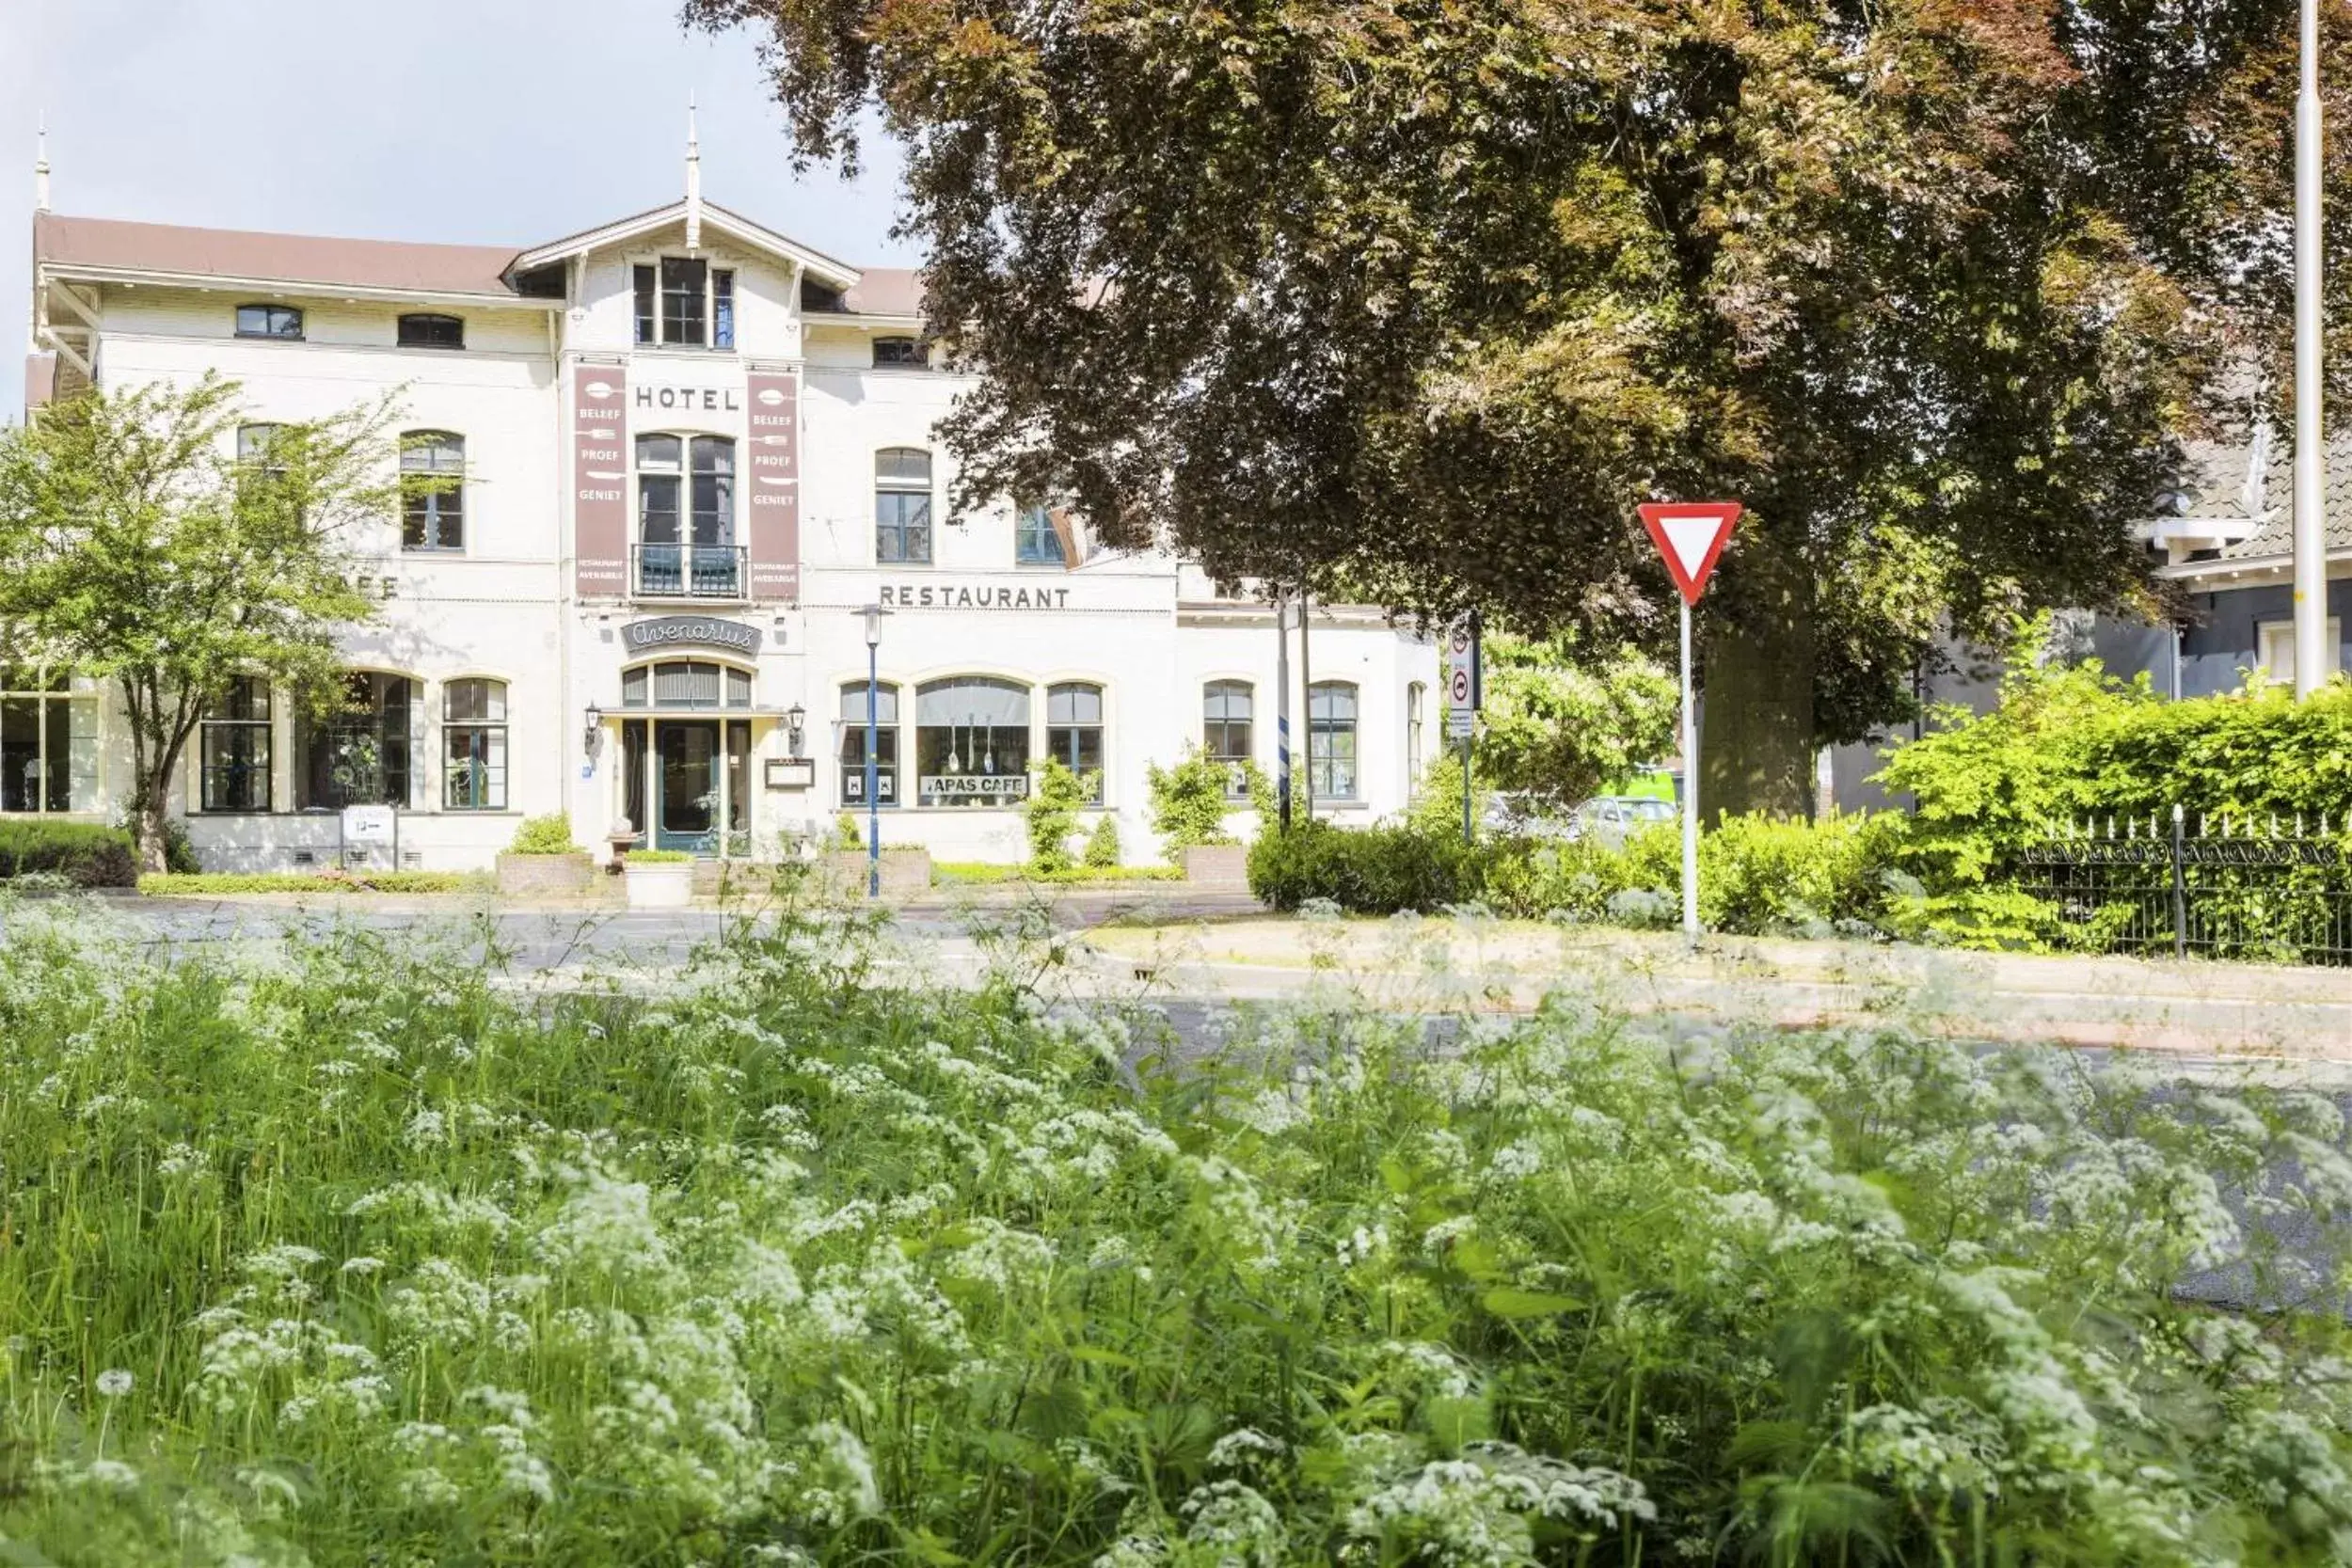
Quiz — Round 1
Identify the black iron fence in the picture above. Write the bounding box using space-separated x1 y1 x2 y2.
633 543 746 599
2010 813 2352 966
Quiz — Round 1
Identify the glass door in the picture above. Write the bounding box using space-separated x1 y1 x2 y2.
654 721 720 853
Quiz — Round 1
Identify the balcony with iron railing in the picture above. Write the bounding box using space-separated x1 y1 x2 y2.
633 543 747 600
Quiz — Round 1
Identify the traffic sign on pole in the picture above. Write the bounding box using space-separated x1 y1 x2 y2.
1443 613 1480 741
1638 500 1742 943
1639 501 1743 606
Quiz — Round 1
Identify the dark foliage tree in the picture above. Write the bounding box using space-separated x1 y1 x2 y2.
691 0 2349 815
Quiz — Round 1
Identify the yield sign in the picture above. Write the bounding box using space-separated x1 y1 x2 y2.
1639 500 1743 606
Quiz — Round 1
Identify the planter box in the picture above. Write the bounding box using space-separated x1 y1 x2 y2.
826 848 932 895
495 851 594 896
625 862 694 910
1183 844 1249 886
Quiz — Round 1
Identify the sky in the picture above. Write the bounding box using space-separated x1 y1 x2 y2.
1 0 919 420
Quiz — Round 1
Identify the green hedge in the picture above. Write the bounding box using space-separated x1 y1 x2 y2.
138 871 489 895
933 861 1184 886
0 822 137 888
1247 821 1492 914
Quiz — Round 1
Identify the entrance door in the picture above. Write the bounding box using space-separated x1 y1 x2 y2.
654 721 720 852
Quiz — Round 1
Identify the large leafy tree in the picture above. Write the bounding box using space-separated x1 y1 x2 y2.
0 375 391 870
693 0 2348 816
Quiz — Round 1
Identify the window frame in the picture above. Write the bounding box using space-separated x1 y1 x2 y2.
296 672 416 813
234 303 304 341
199 675 273 814
396 312 465 350
1307 680 1360 802
2256 617 2344 687
618 660 754 710
1203 680 1255 800
399 430 467 553
875 447 935 565
1015 502 1068 567
440 677 508 811
914 676 1032 808
838 681 901 809
0 667 97 816
871 335 927 369
1046 682 1105 801
1406 680 1426 790
632 259 737 350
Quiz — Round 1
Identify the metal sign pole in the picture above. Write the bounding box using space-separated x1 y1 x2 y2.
1679 595 1699 944
1276 590 1292 831
866 641 881 897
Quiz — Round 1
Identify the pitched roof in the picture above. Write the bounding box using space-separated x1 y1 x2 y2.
34 211 526 299
2159 432 2352 567
507 198 859 287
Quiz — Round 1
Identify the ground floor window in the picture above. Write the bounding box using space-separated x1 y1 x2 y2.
1203 680 1253 799
1406 680 1425 787
200 676 272 813
442 678 507 810
1046 682 1104 800
0 669 97 815
916 676 1030 806
2257 617 2344 687
1309 680 1359 801
621 660 753 709
839 682 900 807
297 672 415 811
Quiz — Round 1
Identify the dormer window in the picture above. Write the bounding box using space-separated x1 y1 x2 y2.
634 260 736 350
397 313 464 350
872 336 926 369
235 304 303 341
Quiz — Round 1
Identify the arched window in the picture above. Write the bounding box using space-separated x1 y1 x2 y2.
234 303 303 341
839 681 900 808
1308 680 1359 801
442 679 507 810
400 431 466 552
0 667 98 816
200 676 272 813
1047 682 1104 800
397 313 465 350
1203 680 1253 800
873 336 926 368
297 672 415 810
636 434 739 595
619 661 752 709
915 677 1029 806
876 448 932 564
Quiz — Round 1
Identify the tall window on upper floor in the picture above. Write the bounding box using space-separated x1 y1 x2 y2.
400 432 466 552
1308 680 1359 801
633 260 736 349
397 313 465 349
234 303 303 341
636 435 739 594
1203 680 1254 800
442 679 507 810
199 676 272 813
1015 502 1067 566
872 336 926 368
876 448 933 564
1047 682 1104 800
0 668 97 815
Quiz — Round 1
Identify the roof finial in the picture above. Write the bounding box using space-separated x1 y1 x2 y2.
684 94 702 251
34 113 50 214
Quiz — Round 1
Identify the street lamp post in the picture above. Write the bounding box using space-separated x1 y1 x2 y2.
861 604 889 897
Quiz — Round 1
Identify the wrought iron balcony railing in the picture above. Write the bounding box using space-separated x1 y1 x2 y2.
633 543 746 599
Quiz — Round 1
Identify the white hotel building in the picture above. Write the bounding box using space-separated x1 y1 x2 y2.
21 157 1433 869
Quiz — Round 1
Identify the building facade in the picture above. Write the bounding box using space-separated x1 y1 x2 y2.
22 173 1433 868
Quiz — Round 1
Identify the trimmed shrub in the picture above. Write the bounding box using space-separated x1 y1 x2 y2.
507 814 578 855
1082 815 1120 867
1024 760 1097 873
0 821 137 888
137 870 485 895
1248 820 1488 913
626 849 693 865
1146 746 1263 848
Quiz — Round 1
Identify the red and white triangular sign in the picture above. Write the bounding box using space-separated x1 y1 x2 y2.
1639 500 1743 606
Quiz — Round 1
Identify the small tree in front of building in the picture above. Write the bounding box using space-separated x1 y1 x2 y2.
0 374 394 870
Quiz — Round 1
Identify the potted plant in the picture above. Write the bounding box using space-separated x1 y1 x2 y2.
623 848 695 909
1147 747 1265 884
495 813 594 895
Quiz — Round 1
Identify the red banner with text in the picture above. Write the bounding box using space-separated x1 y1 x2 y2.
745 367 802 603
572 364 629 597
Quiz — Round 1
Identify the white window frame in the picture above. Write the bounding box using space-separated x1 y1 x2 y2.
2255 617 2343 687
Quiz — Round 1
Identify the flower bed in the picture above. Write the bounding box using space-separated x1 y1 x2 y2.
0 906 2347 1563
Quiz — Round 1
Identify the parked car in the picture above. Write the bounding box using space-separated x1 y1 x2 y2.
1566 795 1678 846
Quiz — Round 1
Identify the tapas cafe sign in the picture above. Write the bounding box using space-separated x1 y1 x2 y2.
620 616 763 657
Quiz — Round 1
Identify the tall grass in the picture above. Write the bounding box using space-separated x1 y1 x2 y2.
2 888 2349 1565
